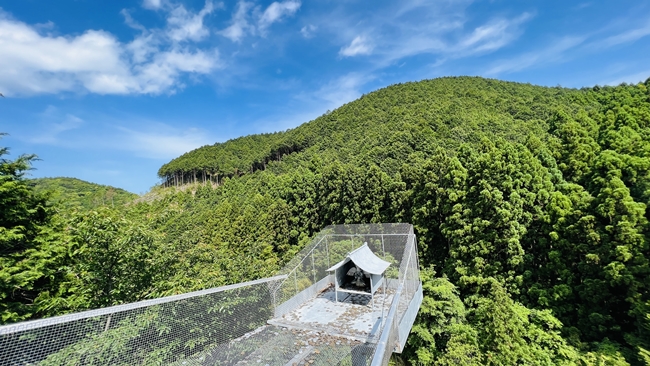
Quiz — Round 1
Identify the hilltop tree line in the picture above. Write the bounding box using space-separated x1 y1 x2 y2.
31 177 137 210
2 77 650 365
158 77 580 185
158 133 306 186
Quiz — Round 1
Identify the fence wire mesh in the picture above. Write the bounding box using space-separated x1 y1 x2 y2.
270 224 421 364
0 276 284 366
0 224 420 366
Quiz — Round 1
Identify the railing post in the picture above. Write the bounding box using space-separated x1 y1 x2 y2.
325 236 330 269
371 284 403 366
104 314 112 332
311 252 315 283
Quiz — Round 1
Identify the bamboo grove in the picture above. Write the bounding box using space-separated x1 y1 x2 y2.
2 76 650 365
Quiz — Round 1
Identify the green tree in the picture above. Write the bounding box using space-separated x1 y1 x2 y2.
64 208 160 308
404 267 468 365
0 137 49 256
0 135 54 322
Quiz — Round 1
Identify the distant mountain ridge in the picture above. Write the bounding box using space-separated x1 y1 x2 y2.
30 177 137 210
158 76 599 186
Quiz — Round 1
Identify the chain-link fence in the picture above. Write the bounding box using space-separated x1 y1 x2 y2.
0 276 285 366
270 223 421 364
0 224 421 365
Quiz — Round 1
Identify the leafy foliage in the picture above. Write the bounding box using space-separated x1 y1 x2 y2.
3 76 650 365
30 177 137 210
0 137 53 322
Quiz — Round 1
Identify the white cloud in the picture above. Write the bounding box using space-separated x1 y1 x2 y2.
167 1 218 42
301 24 316 38
339 36 373 57
314 72 371 109
116 125 212 159
312 1 531 67
142 0 163 10
599 22 650 48
133 48 219 94
121 9 146 32
23 107 212 160
0 17 131 95
219 0 253 42
259 0 301 32
126 33 159 64
485 36 585 76
219 0 301 41
455 13 532 55
601 69 650 86
30 112 85 144
390 11 531 62
0 5 221 96
479 16 650 77
253 72 372 134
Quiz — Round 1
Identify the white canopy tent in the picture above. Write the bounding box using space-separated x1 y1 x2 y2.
327 243 390 303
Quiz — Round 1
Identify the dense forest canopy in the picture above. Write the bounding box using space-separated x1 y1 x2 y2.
30 177 137 210
2 76 650 365
158 77 596 185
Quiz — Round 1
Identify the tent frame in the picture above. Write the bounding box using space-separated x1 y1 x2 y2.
327 243 390 305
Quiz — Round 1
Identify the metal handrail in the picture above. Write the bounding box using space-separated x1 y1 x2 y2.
370 283 403 366
0 274 287 335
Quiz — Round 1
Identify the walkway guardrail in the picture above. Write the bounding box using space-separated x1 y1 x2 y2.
1 223 422 366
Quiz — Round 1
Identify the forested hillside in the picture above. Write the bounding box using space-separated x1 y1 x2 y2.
31 177 137 210
159 77 594 185
2 76 650 365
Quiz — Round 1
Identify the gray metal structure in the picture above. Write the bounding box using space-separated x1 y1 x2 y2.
327 243 390 302
0 223 422 365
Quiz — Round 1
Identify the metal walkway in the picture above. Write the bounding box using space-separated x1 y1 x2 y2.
0 224 422 366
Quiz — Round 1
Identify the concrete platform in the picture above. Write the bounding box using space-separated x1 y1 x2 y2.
186 325 369 366
268 286 394 343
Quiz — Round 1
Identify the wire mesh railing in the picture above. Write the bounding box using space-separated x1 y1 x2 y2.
0 276 285 366
270 223 421 364
1 224 421 366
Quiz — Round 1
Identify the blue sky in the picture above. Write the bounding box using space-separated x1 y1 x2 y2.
1 0 649 193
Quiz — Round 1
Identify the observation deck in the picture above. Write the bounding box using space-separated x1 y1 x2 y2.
0 224 422 366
